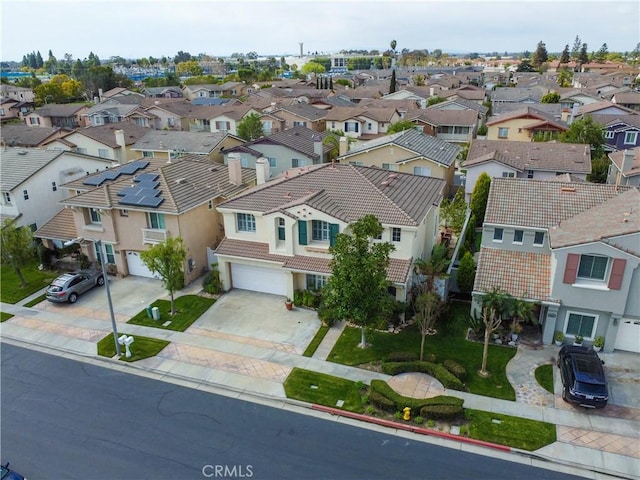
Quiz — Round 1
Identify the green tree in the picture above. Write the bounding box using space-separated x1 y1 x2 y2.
323 214 395 348
469 172 491 227
176 60 203 77
427 96 446 106
479 306 502 377
322 130 352 161
414 291 446 361
507 298 538 326
439 187 467 235
389 69 397 94
237 113 264 141
540 92 560 103
0 220 35 288
578 43 589 64
140 237 186 315
594 43 609 63
456 251 475 294
516 59 536 72
387 120 416 134
559 44 570 64
301 62 325 77
557 68 573 87
571 35 582 62
559 115 605 160
532 41 548 69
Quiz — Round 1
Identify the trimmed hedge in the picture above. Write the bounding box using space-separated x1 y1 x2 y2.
443 359 467 381
370 379 464 416
381 361 465 391
369 390 396 412
420 404 464 420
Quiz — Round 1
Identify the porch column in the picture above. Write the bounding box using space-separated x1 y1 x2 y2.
542 304 560 345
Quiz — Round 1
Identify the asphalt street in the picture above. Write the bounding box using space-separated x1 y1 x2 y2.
1 344 584 480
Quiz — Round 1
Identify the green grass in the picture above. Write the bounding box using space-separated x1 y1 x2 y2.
1 312 14 322
97 334 170 362
284 368 366 413
127 295 215 332
303 325 330 357
0 262 57 304
24 293 46 307
466 409 556 451
535 364 554 394
327 302 516 400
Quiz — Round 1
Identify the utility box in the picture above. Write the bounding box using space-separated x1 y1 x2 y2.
151 306 160 321
146 306 153 318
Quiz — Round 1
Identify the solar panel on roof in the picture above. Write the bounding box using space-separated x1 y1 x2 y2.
135 181 160 190
83 160 150 186
83 177 104 186
134 172 159 182
138 196 164 208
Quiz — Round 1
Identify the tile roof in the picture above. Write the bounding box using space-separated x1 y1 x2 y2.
485 106 568 130
549 188 639 253
67 121 150 148
577 100 635 116
339 128 459 167
33 104 87 117
84 103 139 117
323 106 398 122
1 125 65 147
215 238 412 283
231 126 331 160
609 147 640 177
217 163 445 226
131 130 230 154
489 87 546 103
613 91 640 105
276 103 328 121
427 97 489 116
409 109 478 127
591 114 640 129
61 155 256 214
465 140 591 174
34 207 77 241
474 247 552 302
485 178 634 228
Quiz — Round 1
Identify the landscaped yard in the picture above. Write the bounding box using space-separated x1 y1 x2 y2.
0 261 57 304
303 325 330 357
97 334 170 362
535 364 555 394
127 295 215 332
1 312 14 322
327 301 517 400
284 368 366 413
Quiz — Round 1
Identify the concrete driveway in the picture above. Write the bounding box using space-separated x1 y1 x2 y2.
187 289 321 354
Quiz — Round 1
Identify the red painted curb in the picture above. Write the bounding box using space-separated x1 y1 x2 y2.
312 404 511 453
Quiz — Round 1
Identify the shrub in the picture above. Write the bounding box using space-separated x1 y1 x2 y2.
420 404 464 420
459 425 469 436
426 419 435 428
443 359 467 381
202 267 222 294
386 351 418 362
414 416 424 425
393 411 403 420
369 391 395 412
380 362 465 391
370 379 464 416
364 405 377 416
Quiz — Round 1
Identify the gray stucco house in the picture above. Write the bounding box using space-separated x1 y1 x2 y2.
473 178 639 353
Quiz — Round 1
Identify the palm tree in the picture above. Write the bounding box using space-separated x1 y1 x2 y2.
508 298 538 326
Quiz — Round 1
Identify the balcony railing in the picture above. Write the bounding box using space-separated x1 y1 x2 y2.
142 228 167 244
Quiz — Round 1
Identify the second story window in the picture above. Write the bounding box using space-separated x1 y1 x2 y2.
142 151 154 158
268 157 277 168
498 127 509 139
278 218 286 240
502 171 515 178
513 230 524 244
577 255 608 281
148 212 165 230
624 131 638 145
89 208 101 224
237 213 256 232
533 231 545 246
493 228 504 242
3 192 11 204
312 220 330 242
392 227 401 242
23 189 29 200
52 182 57 192
98 149 109 159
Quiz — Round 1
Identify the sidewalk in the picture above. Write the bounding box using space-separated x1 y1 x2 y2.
2 290 639 479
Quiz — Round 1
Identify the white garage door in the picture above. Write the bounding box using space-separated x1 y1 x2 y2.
615 318 640 353
231 263 288 296
126 251 160 279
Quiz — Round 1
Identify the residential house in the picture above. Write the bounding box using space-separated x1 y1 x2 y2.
99 87 145 102
0 148 115 230
612 91 640 112
607 148 640 186
336 128 459 195
141 86 184 98
142 99 201 130
0 84 36 103
83 102 141 127
214 163 446 301
464 140 591 200
573 100 636 121
193 105 258 134
1 125 69 148
485 106 568 142
270 103 328 132
591 115 640 152
222 126 331 178
407 109 478 144
44 122 149 163
559 90 601 114
24 104 89 129
324 107 401 139
1 97 34 123
473 178 639 353
130 130 244 163
36 155 256 284
489 86 546 110
440 86 487 105
426 97 488 122
182 82 252 100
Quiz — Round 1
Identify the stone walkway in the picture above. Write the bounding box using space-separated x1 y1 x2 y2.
506 344 556 406
387 372 445 399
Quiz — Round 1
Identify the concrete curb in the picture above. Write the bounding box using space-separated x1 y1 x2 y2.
311 404 512 452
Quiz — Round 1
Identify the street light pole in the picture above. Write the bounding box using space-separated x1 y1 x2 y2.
65 237 120 356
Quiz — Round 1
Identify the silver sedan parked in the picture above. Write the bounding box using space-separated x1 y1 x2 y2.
45 269 105 303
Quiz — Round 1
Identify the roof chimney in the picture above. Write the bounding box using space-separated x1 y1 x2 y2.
227 153 243 186
114 129 126 163
255 157 270 185
622 149 635 174
313 135 323 159
339 136 348 157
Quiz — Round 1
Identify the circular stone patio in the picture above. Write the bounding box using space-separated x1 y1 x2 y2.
387 372 446 399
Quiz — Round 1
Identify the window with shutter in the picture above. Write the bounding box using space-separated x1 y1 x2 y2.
563 254 580 284
608 258 626 290
329 224 339 246
298 221 308 245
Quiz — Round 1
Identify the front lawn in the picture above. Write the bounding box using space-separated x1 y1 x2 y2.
303 325 330 357
24 294 46 307
327 302 516 400
284 368 366 413
466 409 557 451
127 295 215 332
535 364 554 394
97 334 170 362
0 262 57 304
1 312 14 322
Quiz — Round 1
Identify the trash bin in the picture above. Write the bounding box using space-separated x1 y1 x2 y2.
152 306 160 321
146 306 153 318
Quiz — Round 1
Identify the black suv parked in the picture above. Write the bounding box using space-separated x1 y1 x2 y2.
557 345 608 409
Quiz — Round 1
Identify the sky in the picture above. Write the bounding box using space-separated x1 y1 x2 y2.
1 0 638 62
